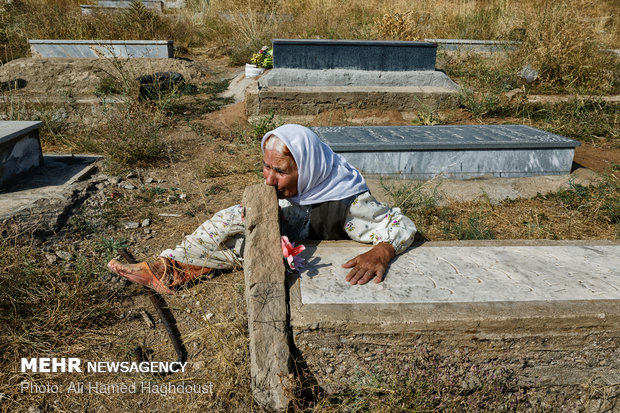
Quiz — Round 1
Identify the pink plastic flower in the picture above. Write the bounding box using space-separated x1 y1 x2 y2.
281 235 305 271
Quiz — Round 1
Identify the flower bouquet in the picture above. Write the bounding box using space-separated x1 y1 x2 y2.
251 46 273 69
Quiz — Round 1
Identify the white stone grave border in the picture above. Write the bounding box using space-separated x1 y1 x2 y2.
29 39 174 59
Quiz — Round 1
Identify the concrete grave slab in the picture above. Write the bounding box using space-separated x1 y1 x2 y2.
273 39 437 71
425 38 521 53
245 84 458 116
258 68 458 89
0 154 101 221
0 121 43 188
310 125 580 179
289 241 620 403
289 240 620 332
29 40 174 59
299 242 620 305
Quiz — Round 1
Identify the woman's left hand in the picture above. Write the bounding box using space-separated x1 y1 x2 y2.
342 242 395 285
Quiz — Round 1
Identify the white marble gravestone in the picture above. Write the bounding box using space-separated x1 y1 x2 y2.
29 40 174 59
298 242 620 305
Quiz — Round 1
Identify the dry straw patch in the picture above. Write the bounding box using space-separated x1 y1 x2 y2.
510 1 619 92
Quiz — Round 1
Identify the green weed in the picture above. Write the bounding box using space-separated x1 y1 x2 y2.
147 186 167 195
455 3 506 40
381 179 441 216
251 111 283 139
516 99 619 142
380 179 443 238
412 106 443 125
80 104 168 171
95 237 129 261
541 177 620 225
458 88 503 118
94 76 123 97
446 213 496 240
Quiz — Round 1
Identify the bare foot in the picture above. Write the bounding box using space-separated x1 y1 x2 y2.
107 259 173 295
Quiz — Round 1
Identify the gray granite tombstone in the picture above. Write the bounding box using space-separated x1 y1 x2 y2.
310 125 580 179
0 121 44 188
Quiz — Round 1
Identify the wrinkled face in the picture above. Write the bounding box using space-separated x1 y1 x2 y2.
262 148 299 199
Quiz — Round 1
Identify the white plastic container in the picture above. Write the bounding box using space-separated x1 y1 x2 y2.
245 63 265 78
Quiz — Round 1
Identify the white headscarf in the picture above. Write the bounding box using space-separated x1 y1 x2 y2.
261 124 368 205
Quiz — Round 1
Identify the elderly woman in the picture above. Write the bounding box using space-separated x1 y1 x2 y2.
108 124 416 294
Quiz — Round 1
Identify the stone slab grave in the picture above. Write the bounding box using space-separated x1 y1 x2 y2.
29 40 174 59
81 0 163 14
0 154 101 223
293 240 620 310
241 185 620 409
288 240 620 395
310 125 580 179
425 38 521 53
0 121 43 188
246 39 459 116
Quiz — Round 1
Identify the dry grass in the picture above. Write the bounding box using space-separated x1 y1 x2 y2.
0 221 115 362
2 0 617 92
195 0 619 92
387 176 620 241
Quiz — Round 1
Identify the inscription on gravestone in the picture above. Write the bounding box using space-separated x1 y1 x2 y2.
310 125 580 179
311 125 579 151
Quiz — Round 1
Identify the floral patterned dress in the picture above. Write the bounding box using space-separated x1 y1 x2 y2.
159 191 416 269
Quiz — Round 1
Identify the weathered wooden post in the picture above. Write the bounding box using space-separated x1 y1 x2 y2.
242 184 293 411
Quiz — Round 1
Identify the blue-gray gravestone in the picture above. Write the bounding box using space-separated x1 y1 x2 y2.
273 39 437 71
0 121 44 188
311 125 580 179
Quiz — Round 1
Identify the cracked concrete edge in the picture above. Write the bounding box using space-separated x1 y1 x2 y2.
242 184 294 412
244 83 459 116
288 240 620 334
58 154 103 188
0 156 103 225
